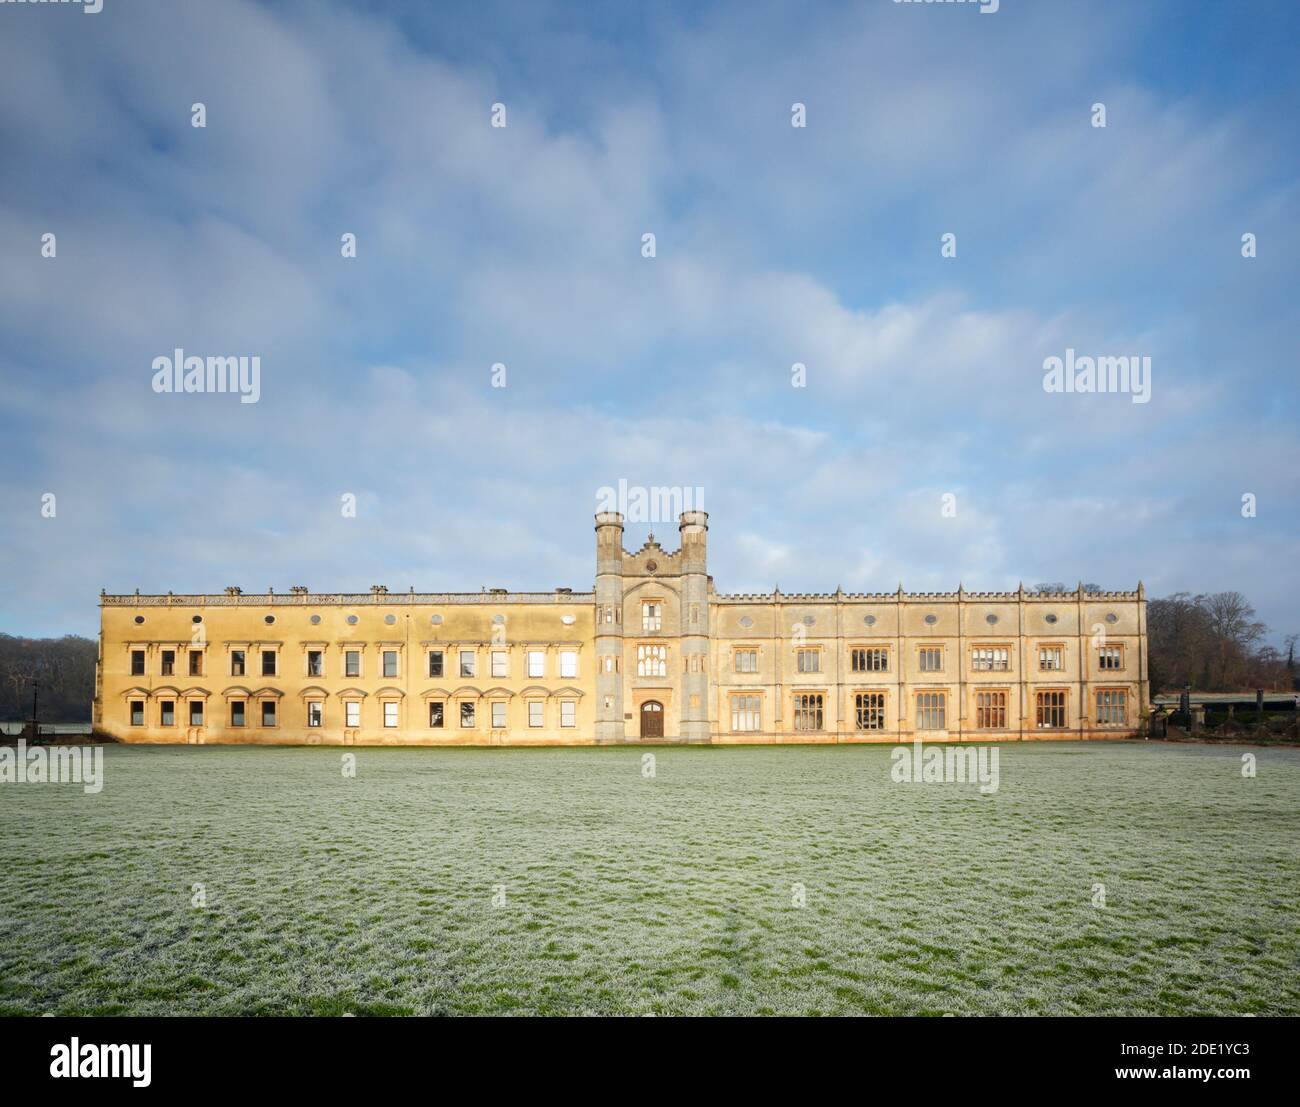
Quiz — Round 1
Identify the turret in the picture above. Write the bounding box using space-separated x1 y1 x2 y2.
594 512 625 741
678 510 710 741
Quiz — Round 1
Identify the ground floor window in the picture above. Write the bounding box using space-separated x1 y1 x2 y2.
731 694 761 732
855 692 885 731
261 701 277 727
1096 688 1127 726
560 701 576 728
383 702 398 728
160 700 175 727
528 701 544 728
460 701 475 728
230 700 246 727
428 702 443 728
308 701 323 727
793 693 823 731
492 701 507 728
1036 690 1067 728
345 701 360 728
916 691 946 730
975 690 1007 729
189 701 204 727
130 700 144 726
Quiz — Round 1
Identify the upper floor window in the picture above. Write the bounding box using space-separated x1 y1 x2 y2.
459 651 476 678
491 651 508 678
527 651 545 678
160 649 175 676
1098 645 1123 671
971 646 1010 672
261 650 277 677
307 650 323 677
428 650 444 678
918 647 943 673
189 650 203 676
642 602 662 631
130 650 145 676
1039 646 1063 671
851 647 888 673
383 650 398 678
345 650 361 678
637 644 667 677
796 649 820 674
560 650 578 679
734 649 758 673
231 649 246 676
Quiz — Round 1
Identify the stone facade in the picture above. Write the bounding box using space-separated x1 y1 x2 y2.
95 511 1148 744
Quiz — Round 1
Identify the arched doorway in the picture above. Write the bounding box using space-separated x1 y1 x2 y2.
640 700 664 739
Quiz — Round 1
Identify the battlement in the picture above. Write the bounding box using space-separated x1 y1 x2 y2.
101 590 594 607
714 586 1143 603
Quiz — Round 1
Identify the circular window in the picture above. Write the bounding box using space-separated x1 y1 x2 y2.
384 614 397 625
803 615 815 626
864 615 876 626
561 614 576 625
430 614 443 625
924 614 937 625
192 615 203 624
347 615 359 625
1045 613 1058 624
492 614 505 625
310 614 321 625
646 560 658 572
134 615 144 624
739 615 754 628
264 615 275 624
986 614 998 625
1105 613 1118 624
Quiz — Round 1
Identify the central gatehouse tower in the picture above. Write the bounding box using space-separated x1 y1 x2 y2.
592 509 712 742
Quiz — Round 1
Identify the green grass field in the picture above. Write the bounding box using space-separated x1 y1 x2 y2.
1 741 1296 1016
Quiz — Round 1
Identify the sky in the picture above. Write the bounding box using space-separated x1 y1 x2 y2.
0 0 1297 641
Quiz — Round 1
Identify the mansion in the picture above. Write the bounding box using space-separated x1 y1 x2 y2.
95 511 1149 745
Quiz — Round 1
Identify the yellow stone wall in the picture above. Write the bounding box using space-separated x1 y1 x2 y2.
96 593 596 745
95 513 1148 745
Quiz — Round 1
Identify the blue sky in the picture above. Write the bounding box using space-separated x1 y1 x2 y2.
1 0 1297 641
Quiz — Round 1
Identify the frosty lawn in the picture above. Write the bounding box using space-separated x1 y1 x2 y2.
1 742 1296 1016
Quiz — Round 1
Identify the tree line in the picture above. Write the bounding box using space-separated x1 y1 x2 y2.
0 634 97 722
1147 591 1296 695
